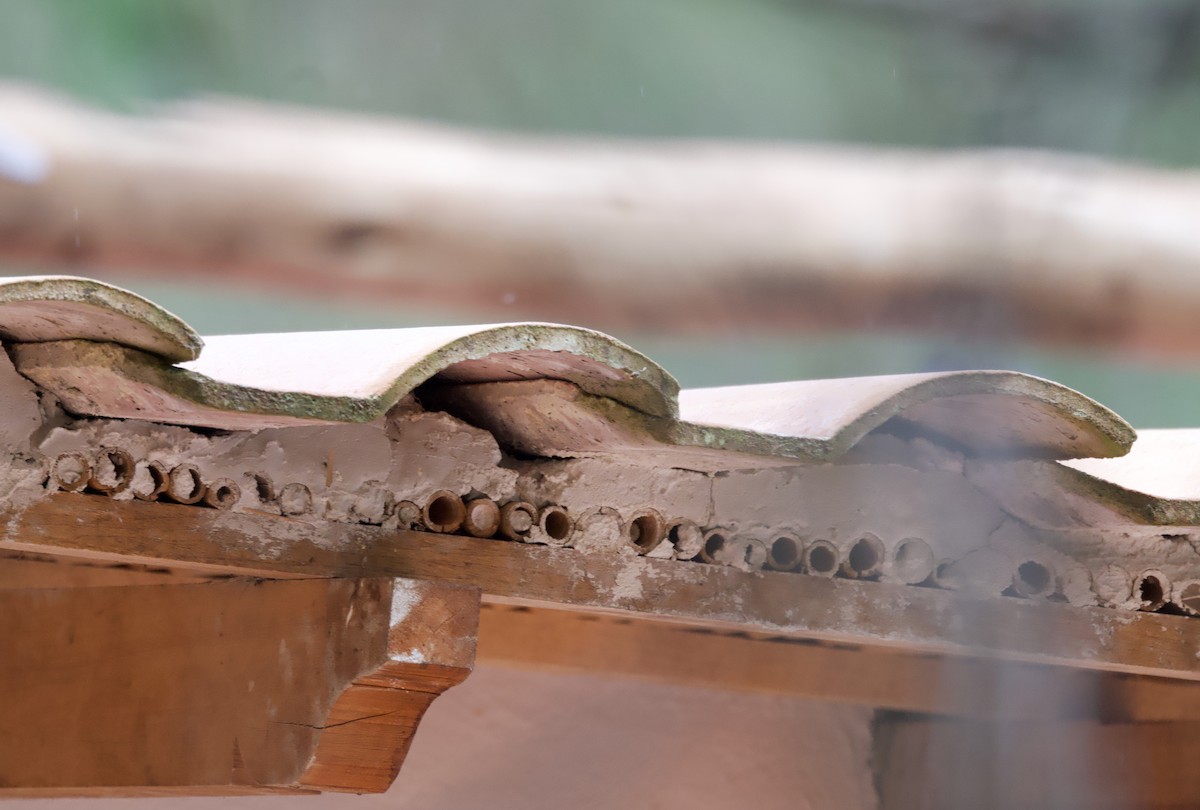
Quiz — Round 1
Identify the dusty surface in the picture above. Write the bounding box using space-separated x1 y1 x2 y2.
22 376 1200 612
3 275 1200 626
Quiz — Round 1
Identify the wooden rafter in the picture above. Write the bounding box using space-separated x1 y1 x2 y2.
6 493 1200 685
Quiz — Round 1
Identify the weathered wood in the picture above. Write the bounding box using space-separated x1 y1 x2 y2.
0 548 214 588
3 87 1200 353
0 571 478 796
6 493 1200 682
875 716 1200 809
476 603 1200 723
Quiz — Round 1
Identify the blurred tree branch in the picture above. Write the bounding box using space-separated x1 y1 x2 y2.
1 85 1200 354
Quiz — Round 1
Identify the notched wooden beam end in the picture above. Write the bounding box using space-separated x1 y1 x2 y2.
0 565 480 797
299 578 480 794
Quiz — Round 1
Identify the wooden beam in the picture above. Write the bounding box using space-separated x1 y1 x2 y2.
875 716 1200 810
5 493 1200 683
299 577 478 794
0 570 479 796
0 547 215 588
477 604 1200 722
3 86 1200 354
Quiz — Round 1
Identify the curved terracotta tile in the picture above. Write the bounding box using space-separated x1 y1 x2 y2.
0 278 1135 467
11 323 676 430
1065 430 1200 501
979 431 1200 530
677 371 1134 461
0 275 201 362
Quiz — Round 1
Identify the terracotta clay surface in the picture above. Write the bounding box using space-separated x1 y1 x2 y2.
678 371 1134 461
11 322 675 429
1065 428 1200 501
0 275 201 361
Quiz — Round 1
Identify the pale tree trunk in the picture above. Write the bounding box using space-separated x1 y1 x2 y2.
1 85 1199 353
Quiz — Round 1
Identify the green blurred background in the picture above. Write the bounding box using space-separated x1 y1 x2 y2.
4 0 1200 424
